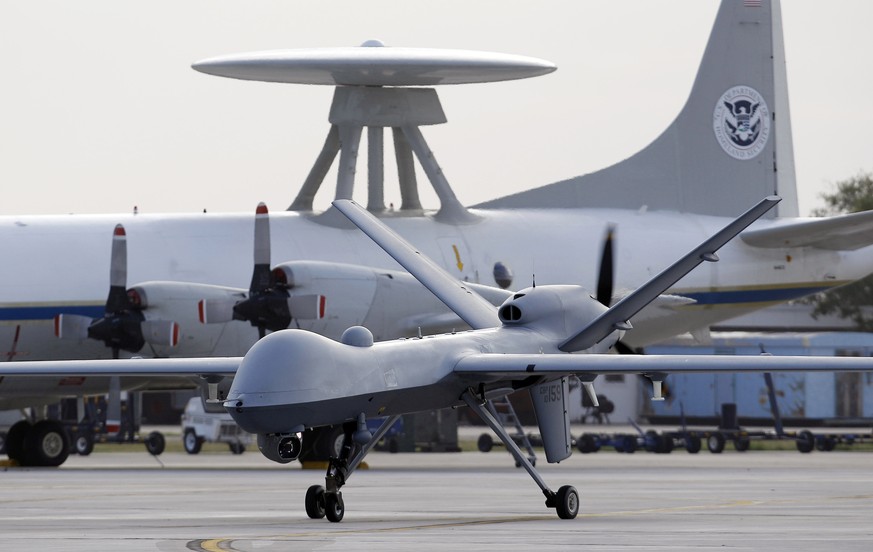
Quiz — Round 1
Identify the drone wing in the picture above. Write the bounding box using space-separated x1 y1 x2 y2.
0 357 240 378
454 352 873 377
559 196 780 352
333 199 501 330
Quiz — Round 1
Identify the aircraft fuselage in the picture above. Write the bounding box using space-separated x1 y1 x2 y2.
0 207 859 369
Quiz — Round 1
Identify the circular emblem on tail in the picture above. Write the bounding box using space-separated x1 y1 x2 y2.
713 86 770 160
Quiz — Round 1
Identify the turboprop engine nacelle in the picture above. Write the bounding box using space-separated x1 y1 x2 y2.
272 260 483 339
132 281 247 355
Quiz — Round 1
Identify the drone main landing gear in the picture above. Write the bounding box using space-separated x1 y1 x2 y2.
304 414 401 523
461 389 580 520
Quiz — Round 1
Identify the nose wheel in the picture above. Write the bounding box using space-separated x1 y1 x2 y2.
302 415 402 522
304 484 346 523
304 485 326 519
324 492 345 523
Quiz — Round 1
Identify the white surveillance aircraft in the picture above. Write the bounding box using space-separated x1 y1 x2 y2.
4 197 872 523
4 0 873 463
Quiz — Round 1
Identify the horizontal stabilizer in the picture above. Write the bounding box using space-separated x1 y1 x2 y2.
741 210 873 251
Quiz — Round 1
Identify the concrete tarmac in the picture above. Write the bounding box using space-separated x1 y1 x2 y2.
1 449 872 551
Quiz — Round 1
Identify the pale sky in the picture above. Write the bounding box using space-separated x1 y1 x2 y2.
2 1 871 217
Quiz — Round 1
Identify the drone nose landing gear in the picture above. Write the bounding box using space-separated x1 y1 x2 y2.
461 388 579 520
304 413 401 523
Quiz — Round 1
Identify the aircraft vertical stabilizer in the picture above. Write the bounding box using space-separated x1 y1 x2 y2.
477 0 798 219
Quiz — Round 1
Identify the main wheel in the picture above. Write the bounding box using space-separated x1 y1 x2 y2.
684 434 701 454
27 420 70 467
325 492 345 523
555 485 579 520
304 485 326 519
644 430 661 453
707 433 725 454
477 433 494 453
74 432 94 456
145 431 166 456
5 420 31 462
228 441 245 455
577 433 597 453
733 436 750 452
796 430 814 453
183 430 202 454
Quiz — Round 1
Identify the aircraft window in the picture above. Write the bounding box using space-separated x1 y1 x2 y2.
513 293 526 299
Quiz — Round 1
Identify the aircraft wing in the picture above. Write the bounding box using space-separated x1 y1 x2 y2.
559 196 779 352
741 210 873 251
0 357 240 377
333 199 501 330
454 353 873 376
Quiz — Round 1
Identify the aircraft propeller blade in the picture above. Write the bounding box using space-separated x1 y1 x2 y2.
54 224 179 355
229 203 293 338
595 225 615 307
105 225 131 314
249 202 272 294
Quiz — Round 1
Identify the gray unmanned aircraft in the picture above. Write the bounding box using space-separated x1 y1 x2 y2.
4 195 873 522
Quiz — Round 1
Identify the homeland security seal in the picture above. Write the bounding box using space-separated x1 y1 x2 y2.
713 86 770 160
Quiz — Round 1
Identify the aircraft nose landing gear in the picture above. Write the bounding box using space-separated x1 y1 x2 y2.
304 457 347 522
303 414 401 523
305 480 346 522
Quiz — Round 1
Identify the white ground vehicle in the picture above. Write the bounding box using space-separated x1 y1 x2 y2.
180 398 252 454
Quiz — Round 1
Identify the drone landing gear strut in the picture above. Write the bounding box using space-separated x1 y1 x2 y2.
304 414 402 522
461 389 579 520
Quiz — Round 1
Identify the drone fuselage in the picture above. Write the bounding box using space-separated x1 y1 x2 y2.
225 285 613 434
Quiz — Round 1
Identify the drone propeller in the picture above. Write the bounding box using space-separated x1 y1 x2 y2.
595 225 615 308
594 224 637 355
198 203 323 339
579 224 619 407
54 224 179 358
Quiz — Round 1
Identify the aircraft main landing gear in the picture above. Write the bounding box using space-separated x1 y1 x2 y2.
462 389 580 520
